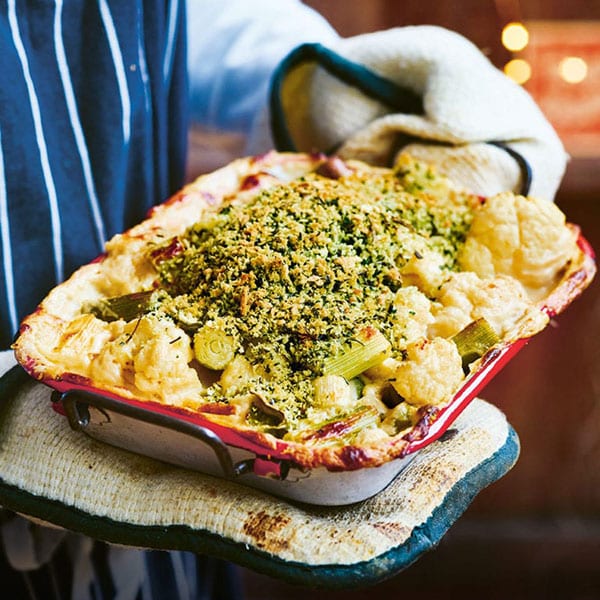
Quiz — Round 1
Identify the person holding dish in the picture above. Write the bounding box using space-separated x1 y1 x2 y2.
0 0 566 598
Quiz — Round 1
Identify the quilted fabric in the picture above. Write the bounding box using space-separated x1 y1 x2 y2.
0 367 519 587
270 26 566 201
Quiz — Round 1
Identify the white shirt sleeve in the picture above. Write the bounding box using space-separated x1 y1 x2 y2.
0 350 16 377
186 0 338 141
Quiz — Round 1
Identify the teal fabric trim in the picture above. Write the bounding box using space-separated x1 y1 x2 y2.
487 141 533 196
269 42 423 152
268 43 533 196
0 366 29 427
0 365 29 399
0 412 519 589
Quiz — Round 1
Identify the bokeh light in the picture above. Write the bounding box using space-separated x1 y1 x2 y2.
502 22 530 52
503 58 532 84
558 56 588 84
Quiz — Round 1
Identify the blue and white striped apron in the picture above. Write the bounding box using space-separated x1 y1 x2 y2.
0 2 242 598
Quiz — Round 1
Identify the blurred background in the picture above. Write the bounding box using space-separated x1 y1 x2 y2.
188 1 600 597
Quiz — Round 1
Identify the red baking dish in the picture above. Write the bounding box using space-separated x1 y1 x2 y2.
39 229 595 506
12 150 597 506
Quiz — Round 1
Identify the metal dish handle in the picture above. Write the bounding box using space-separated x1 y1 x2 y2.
52 389 256 479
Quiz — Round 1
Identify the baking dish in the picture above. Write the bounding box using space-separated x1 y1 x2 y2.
40 229 594 506
13 150 596 506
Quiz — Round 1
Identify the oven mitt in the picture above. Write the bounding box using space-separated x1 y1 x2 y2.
0 364 519 588
269 25 567 200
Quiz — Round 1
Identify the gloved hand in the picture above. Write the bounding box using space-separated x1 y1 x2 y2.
269 25 567 201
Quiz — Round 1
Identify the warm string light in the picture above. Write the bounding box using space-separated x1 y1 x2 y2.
501 21 589 86
558 56 588 84
501 22 532 83
504 58 531 84
502 22 529 52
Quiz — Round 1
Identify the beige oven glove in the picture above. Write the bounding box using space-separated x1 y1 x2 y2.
269 25 567 200
0 369 519 586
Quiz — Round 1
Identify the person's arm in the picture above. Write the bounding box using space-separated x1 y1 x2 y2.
186 0 338 139
0 351 16 377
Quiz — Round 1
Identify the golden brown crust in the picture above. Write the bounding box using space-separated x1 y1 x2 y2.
12 152 596 471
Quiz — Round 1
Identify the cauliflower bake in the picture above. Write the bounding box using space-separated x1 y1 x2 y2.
13 152 594 470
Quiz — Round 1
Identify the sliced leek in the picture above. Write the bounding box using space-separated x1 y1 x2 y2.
323 327 391 380
250 395 285 425
313 374 352 409
301 406 380 444
88 291 155 322
193 321 238 370
452 317 500 370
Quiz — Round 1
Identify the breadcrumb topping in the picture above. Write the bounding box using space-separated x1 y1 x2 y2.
155 165 475 375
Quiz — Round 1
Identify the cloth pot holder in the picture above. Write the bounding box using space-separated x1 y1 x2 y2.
0 366 519 588
269 26 567 201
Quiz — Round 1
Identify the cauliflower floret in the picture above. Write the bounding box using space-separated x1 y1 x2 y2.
429 271 548 339
91 315 201 403
99 235 158 295
312 375 356 412
390 286 435 348
400 249 449 297
459 192 577 297
88 320 134 387
51 313 117 374
304 374 363 425
132 318 200 402
514 196 577 289
220 355 255 394
391 337 464 407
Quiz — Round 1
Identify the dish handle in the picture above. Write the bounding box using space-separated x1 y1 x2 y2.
50 389 282 479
